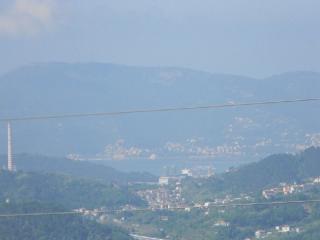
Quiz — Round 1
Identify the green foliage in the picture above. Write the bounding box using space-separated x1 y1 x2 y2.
122 203 310 240
0 171 145 209
183 147 320 202
0 202 132 240
224 205 306 228
123 148 320 240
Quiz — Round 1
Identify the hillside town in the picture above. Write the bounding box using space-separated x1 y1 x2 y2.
262 177 320 199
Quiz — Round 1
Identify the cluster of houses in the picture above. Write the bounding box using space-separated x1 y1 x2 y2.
253 225 300 239
262 176 320 199
137 181 186 209
73 205 138 224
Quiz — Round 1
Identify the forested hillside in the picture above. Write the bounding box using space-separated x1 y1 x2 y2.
0 202 132 240
183 147 320 200
0 171 145 209
120 147 320 240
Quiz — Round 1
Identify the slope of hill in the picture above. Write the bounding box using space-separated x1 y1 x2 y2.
0 154 156 184
0 63 320 168
182 147 320 200
223 147 320 192
0 170 145 209
0 201 132 240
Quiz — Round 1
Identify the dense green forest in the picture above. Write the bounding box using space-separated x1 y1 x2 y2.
0 202 132 240
0 170 141 239
0 171 145 209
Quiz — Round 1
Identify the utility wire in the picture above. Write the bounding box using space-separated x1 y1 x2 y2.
1 199 320 218
1 98 320 122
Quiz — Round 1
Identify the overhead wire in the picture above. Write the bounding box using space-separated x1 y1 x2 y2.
1 98 320 122
1 98 320 218
1 199 320 218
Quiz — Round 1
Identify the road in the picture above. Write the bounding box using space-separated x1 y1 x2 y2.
130 233 166 240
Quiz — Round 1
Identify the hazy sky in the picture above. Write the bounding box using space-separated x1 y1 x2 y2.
0 0 319 77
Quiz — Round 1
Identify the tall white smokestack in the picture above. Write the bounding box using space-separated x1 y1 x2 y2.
7 122 15 172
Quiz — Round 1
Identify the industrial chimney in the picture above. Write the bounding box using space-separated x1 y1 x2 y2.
7 122 15 172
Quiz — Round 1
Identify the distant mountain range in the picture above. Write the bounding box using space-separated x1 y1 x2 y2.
0 63 320 169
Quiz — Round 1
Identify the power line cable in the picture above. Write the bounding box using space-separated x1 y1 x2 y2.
1 199 319 218
1 98 320 122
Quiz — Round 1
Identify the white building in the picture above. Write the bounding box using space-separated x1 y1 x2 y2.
313 177 320 183
181 168 193 177
214 220 230 227
276 225 290 233
255 230 266 239
158 176 180 185
158 177 170 185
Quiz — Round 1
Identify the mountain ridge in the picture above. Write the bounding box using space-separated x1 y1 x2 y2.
1 62 320 172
